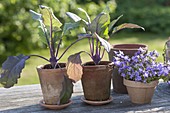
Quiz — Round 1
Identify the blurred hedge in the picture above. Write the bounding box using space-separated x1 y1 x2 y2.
114 0 170 34
3 0 169 64
0 0 116 63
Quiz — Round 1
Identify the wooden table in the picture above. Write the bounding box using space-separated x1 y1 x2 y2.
0 81 170 113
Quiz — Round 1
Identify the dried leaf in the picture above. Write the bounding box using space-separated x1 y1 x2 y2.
108 15 123 32
112 23 145 34
66 52 82 82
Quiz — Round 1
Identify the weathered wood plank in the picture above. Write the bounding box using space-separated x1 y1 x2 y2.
0 82 170 113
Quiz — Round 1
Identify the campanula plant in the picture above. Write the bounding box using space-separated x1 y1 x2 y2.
113 48 170 83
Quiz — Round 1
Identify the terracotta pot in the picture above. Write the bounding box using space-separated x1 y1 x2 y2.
37 63 66 105
108 44 148 94
123 79 158 104
81 61 113 101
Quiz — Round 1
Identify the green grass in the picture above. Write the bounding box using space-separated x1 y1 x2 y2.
15 32 169 85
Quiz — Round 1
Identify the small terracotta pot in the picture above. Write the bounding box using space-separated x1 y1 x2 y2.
81 61 113 101
123 79 158 104
108 44 148 94
37 63 66 105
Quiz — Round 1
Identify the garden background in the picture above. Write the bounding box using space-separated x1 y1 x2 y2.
0 0 170 85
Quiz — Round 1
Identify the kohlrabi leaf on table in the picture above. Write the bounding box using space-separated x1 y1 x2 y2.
60 75 73 104
63 22 80 35
0 54 30 88
39 5 62 31
66 52 82 82
94 33 111 53
112 23 145 34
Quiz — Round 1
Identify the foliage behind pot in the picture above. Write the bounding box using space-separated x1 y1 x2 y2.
0 0 117 64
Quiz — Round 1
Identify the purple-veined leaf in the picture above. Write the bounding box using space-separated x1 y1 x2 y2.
66 12 88 25
94 33 111 53
0 54 30 88
89 12 110 36
39 5 62 31
29 10 42 22
38 25 50 45
60 75 73 104
108 15 123 32
112 23 145 34
63 22 79 35
78 8 91 23
66 52 82 82
66 12 82 22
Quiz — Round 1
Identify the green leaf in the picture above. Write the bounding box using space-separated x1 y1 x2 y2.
60 76 73 104
0 55 30 88
66 12 82 22
112 23 145 34
29 10 42 22
39 5 62 31
89 12 110 36
38 26 49 45
78 8 91 23
63 22 79 35
66 12 88 25
94 33 111 52
66 52 83 82
109 15 123 32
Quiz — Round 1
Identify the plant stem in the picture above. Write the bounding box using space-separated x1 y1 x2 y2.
96 38 99 55
92 37 94 56
55 34 63 58
29 55 49 62
57 37 87 61
99 43 101 56
50 15 55 56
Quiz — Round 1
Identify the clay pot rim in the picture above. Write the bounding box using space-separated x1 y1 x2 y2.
82 61 112 67
123 78 158 88
111 44 148 51
37 63 66 71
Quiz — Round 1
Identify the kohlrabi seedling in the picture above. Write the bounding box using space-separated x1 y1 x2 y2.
66 7 144 81
0 5 84 89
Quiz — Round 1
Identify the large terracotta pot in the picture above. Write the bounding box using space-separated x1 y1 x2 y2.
81 61 113 101
108 44 148 94
37 63 66 105
124 79 158 104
